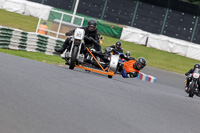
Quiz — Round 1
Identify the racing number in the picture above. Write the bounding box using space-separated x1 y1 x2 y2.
76 32 82 38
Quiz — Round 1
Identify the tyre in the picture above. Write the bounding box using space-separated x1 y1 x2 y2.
188 82 195 98
69 46 79 70
108 75 112 79
189 92 194 98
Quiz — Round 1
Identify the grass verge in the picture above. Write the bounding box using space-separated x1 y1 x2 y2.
0 9 38 32
0 49 64 65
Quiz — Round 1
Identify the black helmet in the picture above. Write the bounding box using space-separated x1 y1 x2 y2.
115 41 121 49
125 51 131 57
194 63 200 69
134 57 147 70
88 19 97 31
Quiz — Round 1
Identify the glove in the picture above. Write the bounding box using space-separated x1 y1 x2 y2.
127 72 138 78
65 32 72 36
127 73 134 78
84 36 90 41
185 72 190 76
112 49 119 55
120 53 125 58
89 37 94 42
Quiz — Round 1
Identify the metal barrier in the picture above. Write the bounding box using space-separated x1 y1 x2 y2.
36 9 84 39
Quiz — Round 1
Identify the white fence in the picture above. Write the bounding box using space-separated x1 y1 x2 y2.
0 0 52 20
120 26 200 61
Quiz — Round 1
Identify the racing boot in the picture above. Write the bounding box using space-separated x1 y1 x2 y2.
185 86 189 93
55 47 65 54
55 40 70 54
185 80 189 93
65 58 70 65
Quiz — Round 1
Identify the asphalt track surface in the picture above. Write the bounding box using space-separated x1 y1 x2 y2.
0 52 200 133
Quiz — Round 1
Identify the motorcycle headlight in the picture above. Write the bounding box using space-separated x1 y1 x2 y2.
74 39 81 45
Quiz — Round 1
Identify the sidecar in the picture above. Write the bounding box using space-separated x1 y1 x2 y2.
75 47 119 78
59 28 119 78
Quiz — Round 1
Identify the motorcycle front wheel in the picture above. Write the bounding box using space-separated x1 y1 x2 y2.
188 81 195 98
69 46 79 70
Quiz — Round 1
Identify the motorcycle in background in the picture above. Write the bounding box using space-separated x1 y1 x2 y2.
187 68 200 98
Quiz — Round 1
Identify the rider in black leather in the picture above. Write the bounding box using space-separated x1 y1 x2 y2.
55 19 101 54
122 51 135 61
88 41 124 63
185 63 200 92
107 41 123 54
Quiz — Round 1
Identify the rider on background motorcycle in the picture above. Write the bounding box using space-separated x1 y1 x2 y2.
125 51 131 58
119 51 135 62
86 40 123 65
185 63 200 92
106 41 123 54
90 41 124 62
55 19 101 54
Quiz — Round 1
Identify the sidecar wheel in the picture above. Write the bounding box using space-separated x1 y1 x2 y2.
108 75 112 79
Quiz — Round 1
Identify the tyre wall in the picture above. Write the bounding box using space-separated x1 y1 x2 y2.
0 26 64 55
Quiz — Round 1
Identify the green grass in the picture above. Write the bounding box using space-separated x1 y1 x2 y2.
0 9 38 32
0 9 199 74
0 49 64 65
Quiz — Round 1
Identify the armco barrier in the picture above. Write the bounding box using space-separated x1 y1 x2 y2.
0 26 64 55
120 26 200 62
